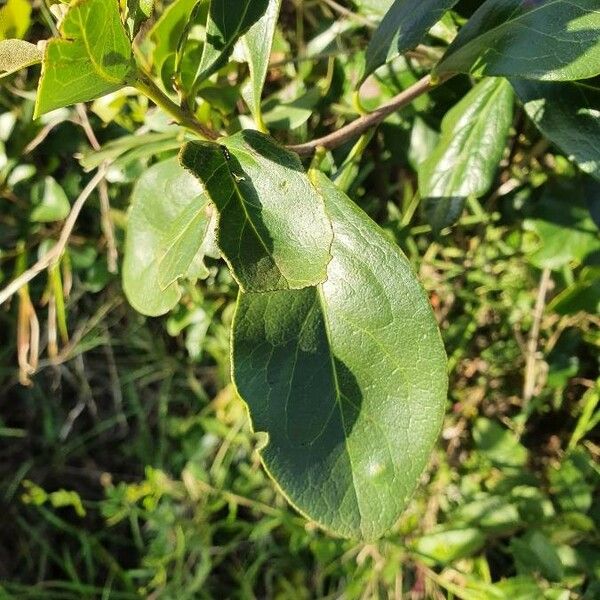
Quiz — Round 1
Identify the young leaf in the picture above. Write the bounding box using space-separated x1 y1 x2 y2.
434 0 600 81
232 173 447 540
123 158 212 317
30 177 70 223
35 0 134 118
362 0 458 83
419 77 514 232
124 0 154 39
241 0 282 129
511 79 600 181
192 0 269 89
180 131 333 293
0 39 42 79
149 0 199 73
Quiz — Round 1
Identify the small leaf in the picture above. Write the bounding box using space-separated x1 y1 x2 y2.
232 173 447 539
512 78 600 181
180 130 333 293
0 39 42 79
124 0 154 39
123 158 212 317
0 0 32 40
510 531 565 582
524 184 600 270
241 0 282 129
434 0 600 81
473 418 528 469
362 0 458 83
149 0 199 74
30 177 70 223
419 77 513 232
414 528 485 563
193 0 269 88
35 0 134 118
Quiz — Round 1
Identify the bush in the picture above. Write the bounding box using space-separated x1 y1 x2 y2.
0 0 598 597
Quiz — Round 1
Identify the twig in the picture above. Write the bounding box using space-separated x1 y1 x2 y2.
0 168 106 306
523 268 552 403
287 75 444 156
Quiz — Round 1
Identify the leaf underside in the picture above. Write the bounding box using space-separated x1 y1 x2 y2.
123 158 211 317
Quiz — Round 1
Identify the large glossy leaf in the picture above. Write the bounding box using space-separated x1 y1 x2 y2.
434 0 600 81
0 39 42 79
512 79 600 181
193 0 269 88
232 173 447 539
35 0 134 118
362 0 458 83
180 131 333 293
241 0 282 128
419 77 514 232
123 158 212 317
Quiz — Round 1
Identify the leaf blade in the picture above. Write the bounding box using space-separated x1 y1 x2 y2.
362 0 458 83
193 0 269 88
419 77 514 232
35 0 134 118
434 0 600 81
0 39 42 79
123 158 210 317
512 78 600 180
232 173 447 539
241 0 282 128
180 131 333 293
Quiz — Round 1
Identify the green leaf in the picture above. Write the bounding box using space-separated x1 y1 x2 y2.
414 528 485 563
548 450 594 513
0 39 42 79
35 0 134 118
473 418 528 469
419 77 514 232
124 0 154 39
434 0 600 81
549 267 600 315
524 185 600 270
30 176 70 223
362 0 458 83
149 0 199 74
241 0 282 128
231 173 447 539
123 158 212 317
0 0 31 40
512 79 600 181
510 531 565 582
193 0 269 88
180 130 333 293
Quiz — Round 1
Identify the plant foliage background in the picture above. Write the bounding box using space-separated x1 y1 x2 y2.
0 0 599 598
